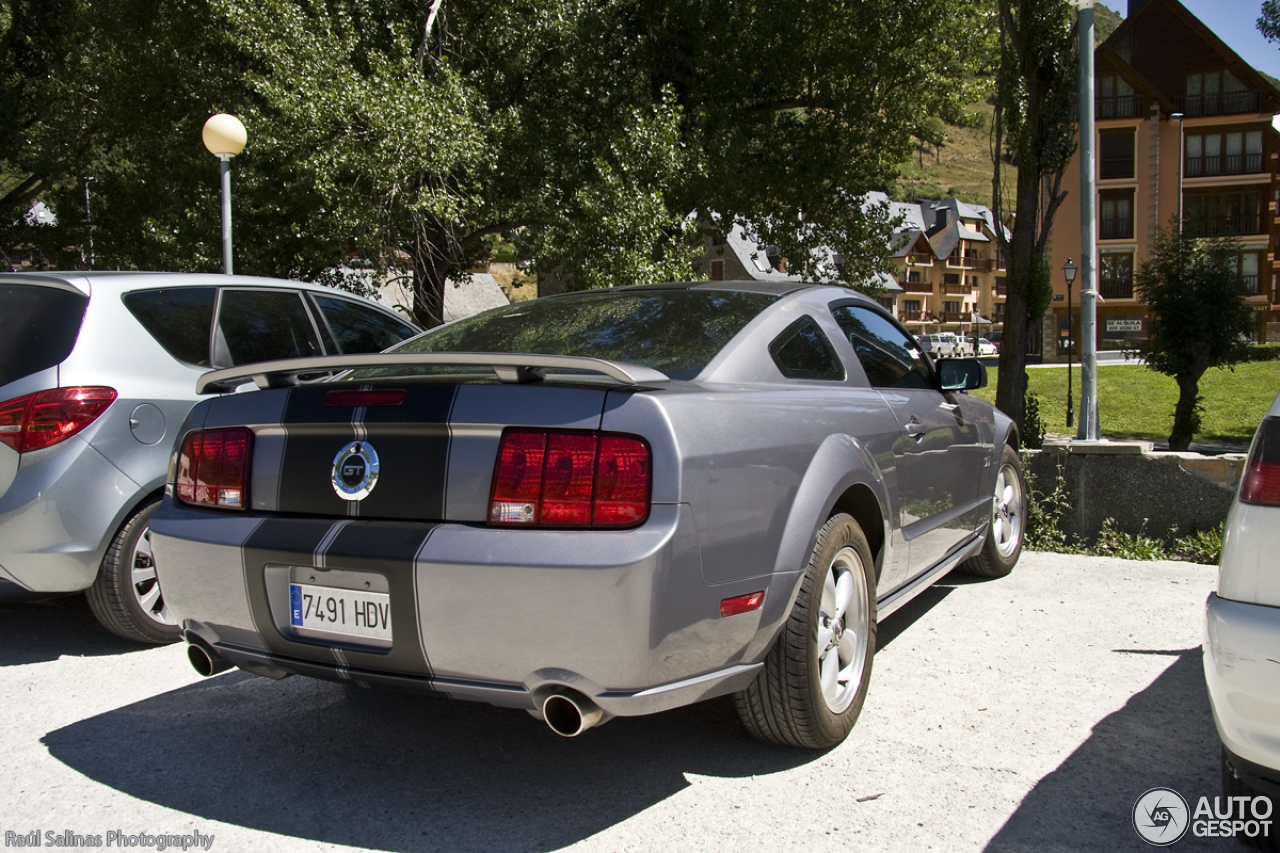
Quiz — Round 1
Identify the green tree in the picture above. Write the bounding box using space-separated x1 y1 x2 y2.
1135 227 1254 451
990 0 1078 427
1261 0 1280 43
8 0 994 327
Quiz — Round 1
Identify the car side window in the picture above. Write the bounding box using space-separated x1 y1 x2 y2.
122 287 217 367
831 304 933 390
311 294 417 354
768 315 845 381
215 289 322 366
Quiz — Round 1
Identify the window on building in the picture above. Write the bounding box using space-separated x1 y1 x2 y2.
1184 191 1264 237
1100 131 1135 179
1098 75 1140 118
1100 253 1134 299
1100 191 1135 240
904 299 922 314
1184 69 1257 116
1239 252 1262 295
944 272 961 285
1186 130 1264 176
944 300 962 316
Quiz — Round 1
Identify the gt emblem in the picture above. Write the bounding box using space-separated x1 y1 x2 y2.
332 441 380 501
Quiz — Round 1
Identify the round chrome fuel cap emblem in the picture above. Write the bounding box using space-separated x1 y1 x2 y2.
332 441 380 501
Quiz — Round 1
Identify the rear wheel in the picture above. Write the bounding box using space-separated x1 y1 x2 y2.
735 513 876 749
86 498 180 644
958 443 1025 579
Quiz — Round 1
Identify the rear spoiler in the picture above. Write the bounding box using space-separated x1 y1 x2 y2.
195 352 670 394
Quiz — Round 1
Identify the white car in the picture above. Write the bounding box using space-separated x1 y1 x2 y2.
1204 390 1280 836
976 338 998 357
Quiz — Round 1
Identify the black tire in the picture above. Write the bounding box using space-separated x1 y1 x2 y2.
86 498 180 644
957 443 1025 579
735 513 876 749
1223 750 1280 852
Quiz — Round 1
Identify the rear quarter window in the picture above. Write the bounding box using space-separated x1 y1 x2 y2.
769 316 845 381
123 287 217 367
312 294 417 354
0 284 89 386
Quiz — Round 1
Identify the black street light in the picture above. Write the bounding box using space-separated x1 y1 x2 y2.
1063 258 1078 429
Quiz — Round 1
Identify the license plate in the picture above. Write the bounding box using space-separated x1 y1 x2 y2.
289 583 392 641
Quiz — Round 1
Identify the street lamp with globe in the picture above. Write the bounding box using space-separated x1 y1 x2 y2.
202 114 247 274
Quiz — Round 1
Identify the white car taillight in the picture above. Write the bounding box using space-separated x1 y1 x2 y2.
1240 417 1280 507
489 428 651 528
176 428 252 510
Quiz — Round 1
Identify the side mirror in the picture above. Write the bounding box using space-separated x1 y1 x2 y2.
938 358 987 392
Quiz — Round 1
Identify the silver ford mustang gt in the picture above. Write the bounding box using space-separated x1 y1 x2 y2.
149 281 1024 748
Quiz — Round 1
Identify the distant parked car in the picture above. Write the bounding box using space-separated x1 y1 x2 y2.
0 272 419 643
1205 389 1280 842
917 333 955 359
976 338 998 357
987 330 1003 352
953 335 976 357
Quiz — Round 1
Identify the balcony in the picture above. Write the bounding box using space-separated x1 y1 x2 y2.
1096 95 1147 119
906 252 933 265
1173 90 1263 117
942 282 971 295
995 282 1008 296
941 311 970 323
950 254 986 270
1183 215 1264 237
1100 277 1134 299
903 281 933 293
1185 153 1265 177
1100 218 1135 240
1100 157 1135 180
899 310 928 322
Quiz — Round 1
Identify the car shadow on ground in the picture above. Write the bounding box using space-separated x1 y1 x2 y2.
983 649 1230 852
0 596 145 666
43 672 816 853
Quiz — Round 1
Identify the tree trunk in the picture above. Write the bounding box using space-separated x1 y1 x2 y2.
410 251 450 329
1169 372 1202 452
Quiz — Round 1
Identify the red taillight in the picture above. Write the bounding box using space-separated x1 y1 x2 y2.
0 387 117 453
1241 417 1280 506
489 429 651 528
176 428 252 510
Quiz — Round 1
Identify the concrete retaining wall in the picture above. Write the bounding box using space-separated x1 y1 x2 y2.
1024 441 1246 543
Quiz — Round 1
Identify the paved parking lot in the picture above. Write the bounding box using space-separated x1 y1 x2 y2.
0 552 1245 852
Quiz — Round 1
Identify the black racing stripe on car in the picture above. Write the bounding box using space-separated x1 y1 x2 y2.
240 517 436 677
275 384 456 518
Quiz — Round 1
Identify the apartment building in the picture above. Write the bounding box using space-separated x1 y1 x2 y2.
1045 0 1280 359
888 197 1012 348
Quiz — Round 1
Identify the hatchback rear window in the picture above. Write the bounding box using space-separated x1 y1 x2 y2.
0 284 89 387
382 289 778 381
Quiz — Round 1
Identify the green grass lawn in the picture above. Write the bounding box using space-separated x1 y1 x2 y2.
972 360 1280 446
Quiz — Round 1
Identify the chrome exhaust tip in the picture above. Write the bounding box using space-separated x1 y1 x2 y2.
186 641 232 677
541 689 605 737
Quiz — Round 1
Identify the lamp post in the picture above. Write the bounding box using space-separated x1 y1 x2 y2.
1074 0 1100 440
202 114 247 274
1063 258 1077 428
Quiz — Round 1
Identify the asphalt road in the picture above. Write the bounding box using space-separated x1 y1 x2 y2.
0 552 1246 853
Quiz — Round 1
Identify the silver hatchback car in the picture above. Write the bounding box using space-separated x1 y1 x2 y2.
0 272 419 642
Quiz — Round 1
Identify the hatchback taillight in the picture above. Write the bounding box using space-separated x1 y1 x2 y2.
489 429 651 528
0 387 117 453
176 428 252 510
1240 417 1280 506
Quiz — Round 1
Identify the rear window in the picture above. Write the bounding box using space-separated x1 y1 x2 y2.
123 287 217 367
0 284 89 387
312 294 418 354
380 289 778 381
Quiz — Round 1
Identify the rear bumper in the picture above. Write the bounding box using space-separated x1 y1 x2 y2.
1204 593 1280 774
151 501 796 715
0 437 141 593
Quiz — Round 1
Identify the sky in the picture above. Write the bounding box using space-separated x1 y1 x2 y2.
1143 1 1280 79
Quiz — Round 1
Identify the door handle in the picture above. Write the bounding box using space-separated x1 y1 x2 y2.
904 419 926 437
